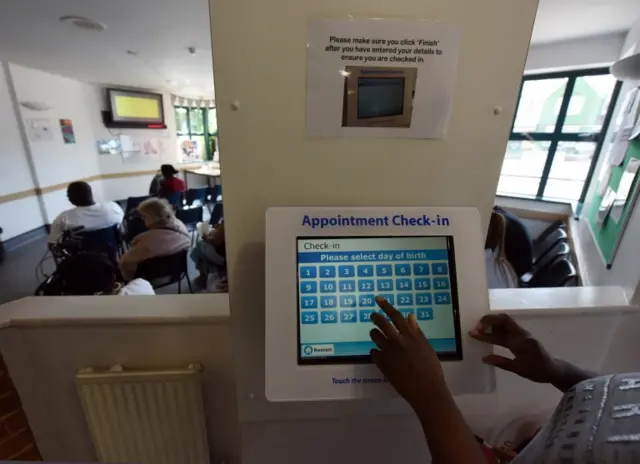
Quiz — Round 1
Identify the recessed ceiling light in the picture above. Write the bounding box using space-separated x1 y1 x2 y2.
60 15 106 32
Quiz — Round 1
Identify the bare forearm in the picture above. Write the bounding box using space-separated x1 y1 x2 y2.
414 388 485 464
550 358 598 393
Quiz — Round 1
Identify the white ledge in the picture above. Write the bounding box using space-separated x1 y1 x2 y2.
0 294 231 328
0 287 636 329
490 286 633 315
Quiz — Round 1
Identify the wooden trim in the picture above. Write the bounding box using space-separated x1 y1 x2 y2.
100 170 157 180
36 175 103 196
0 164 205 205
0 188 40 204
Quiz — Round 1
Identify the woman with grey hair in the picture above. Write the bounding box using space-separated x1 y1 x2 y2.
119 198 190 281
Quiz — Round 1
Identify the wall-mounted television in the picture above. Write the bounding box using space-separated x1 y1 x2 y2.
102 88 166 129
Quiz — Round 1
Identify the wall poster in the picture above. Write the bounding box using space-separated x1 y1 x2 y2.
306 18 461 139
59 119 76 144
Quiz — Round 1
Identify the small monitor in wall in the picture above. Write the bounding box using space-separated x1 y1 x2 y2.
342 66 417 128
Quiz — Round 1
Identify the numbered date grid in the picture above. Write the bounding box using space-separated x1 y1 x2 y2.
298 261 451 325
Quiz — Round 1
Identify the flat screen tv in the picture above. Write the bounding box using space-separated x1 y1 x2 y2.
102 88 166 129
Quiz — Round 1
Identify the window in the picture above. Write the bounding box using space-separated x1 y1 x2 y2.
174 107 218 164
567 96 586 116
497 69 622 207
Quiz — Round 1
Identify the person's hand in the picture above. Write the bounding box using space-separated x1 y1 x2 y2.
468 313 558 384
469 313 597 392
209 223 225 246
370 296 447 412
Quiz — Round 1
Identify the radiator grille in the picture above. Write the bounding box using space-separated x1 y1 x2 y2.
76 365 210 464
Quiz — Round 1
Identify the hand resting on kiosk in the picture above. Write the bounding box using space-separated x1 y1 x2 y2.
370 296 633 463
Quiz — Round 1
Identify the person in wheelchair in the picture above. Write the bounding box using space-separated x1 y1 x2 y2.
48 181 124 244
40 253 154 296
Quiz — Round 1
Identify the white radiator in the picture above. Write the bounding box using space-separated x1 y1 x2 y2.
76 364 210 464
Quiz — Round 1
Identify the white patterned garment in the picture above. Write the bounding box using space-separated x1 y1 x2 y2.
513 374 640 463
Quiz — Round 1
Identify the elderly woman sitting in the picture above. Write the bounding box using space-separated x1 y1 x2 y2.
120 198 191 281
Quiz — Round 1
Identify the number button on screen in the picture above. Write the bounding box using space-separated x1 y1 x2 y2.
340 310 357 323
395 264 411 276
434 292 451 305
321 311 338 324
357 265 374 277
300 266 317 279
377 279 393 291
359 295 375 307
358 280 374 292
300 282 317 294
413 263 430 275
417 308 433 320
359 309 376 322
396 279 412 290
339 265 355 277
301 312 318 324
319 266 336 278
397 294 413 306
320 296 337 308
416 293 432 305
399 309 414 319
434 278 450 289
415 278 431 290
376 264 392 276
320 281 337 293
301 296 318 309
432 263 449 275
379 294 395 305
339 280 356 292
340 295 357 308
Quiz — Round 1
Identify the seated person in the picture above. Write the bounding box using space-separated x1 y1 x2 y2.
485 211 518 288
158 164 186 195
53 252 154 295
148 170 163 196
493 205 533 277
190 222 227 291
48 181 124 243
119 198 191 281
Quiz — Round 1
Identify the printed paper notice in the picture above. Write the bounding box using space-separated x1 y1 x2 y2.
608 88 640 166
610 158 640 223
306 19 461 139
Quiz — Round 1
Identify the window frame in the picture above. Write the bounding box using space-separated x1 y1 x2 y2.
503 67 622 206
174 106 218 162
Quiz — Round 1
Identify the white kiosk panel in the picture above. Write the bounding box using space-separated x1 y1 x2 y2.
266 207 494 401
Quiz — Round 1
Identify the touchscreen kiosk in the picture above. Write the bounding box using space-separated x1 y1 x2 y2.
266 207 494 402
